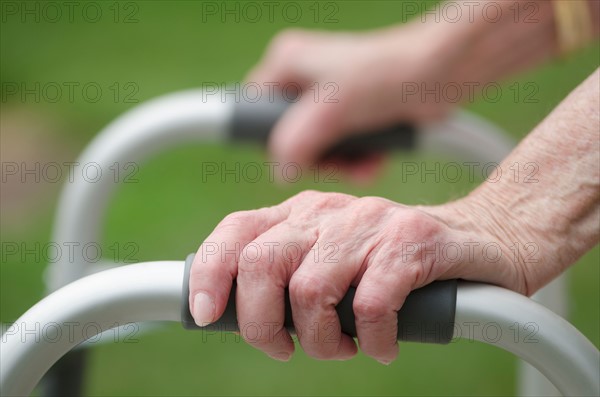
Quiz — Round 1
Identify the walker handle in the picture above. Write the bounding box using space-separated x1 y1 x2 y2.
230 96 416 161
181 254 457 344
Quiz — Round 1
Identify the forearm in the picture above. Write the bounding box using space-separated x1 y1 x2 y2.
386 1 598 89
452 0 558 84
462 69 599 294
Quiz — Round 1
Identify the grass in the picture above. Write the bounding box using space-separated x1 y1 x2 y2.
1 1 598 395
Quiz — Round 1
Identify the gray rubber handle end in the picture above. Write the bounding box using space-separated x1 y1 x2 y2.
230 97 416 160
182 254 456 344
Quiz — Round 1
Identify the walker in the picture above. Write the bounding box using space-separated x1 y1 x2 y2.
1 91 596 396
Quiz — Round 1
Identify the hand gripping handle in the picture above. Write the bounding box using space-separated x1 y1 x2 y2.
229 96 416 161
181 254 457 344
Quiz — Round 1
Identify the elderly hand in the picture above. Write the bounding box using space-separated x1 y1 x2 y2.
246 1 562 180
188 190 528 364
246 25 462 180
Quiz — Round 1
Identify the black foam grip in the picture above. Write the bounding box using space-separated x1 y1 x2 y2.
229 96 416 162
182 254 457 344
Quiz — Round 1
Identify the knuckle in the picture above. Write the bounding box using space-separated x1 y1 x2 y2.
352 196 392 218
404 263 425 286
388 208 444 242
312 192 354 211
238 248 276 278
290 191 355 212
289 274 328 307
393 209 424 230
355 196 388 209
270 28 308 50
353 295 391 323
237 254 259 274
218 211 254 229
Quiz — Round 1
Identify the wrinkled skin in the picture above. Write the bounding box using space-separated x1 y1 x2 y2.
189 190 526 364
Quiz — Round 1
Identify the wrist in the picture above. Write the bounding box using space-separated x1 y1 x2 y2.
419 194 539 295
458 184 576 296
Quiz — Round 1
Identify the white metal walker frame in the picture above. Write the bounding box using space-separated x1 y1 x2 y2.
1 90 595 396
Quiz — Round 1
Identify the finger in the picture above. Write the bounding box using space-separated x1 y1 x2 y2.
353 261 418 365
245 29 315 86
189 205 289 326
269 95 346 170
236 223 317 361
245 31 349 169
289 240 360 360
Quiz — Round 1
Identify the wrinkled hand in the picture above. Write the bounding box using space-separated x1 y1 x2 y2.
247 25 463 180
189 190 527 364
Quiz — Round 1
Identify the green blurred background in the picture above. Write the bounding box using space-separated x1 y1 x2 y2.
1 1 598 395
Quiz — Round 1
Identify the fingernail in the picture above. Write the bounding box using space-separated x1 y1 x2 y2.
377 359 392 366
270 351 291 362
193 292 215 327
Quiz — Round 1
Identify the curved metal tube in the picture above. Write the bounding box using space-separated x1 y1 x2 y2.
47 92 232 291
419 110 514 164
455 282 599 396
2 261 184 396
42 89 575 397
2 263 598 396
46 90 515 291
